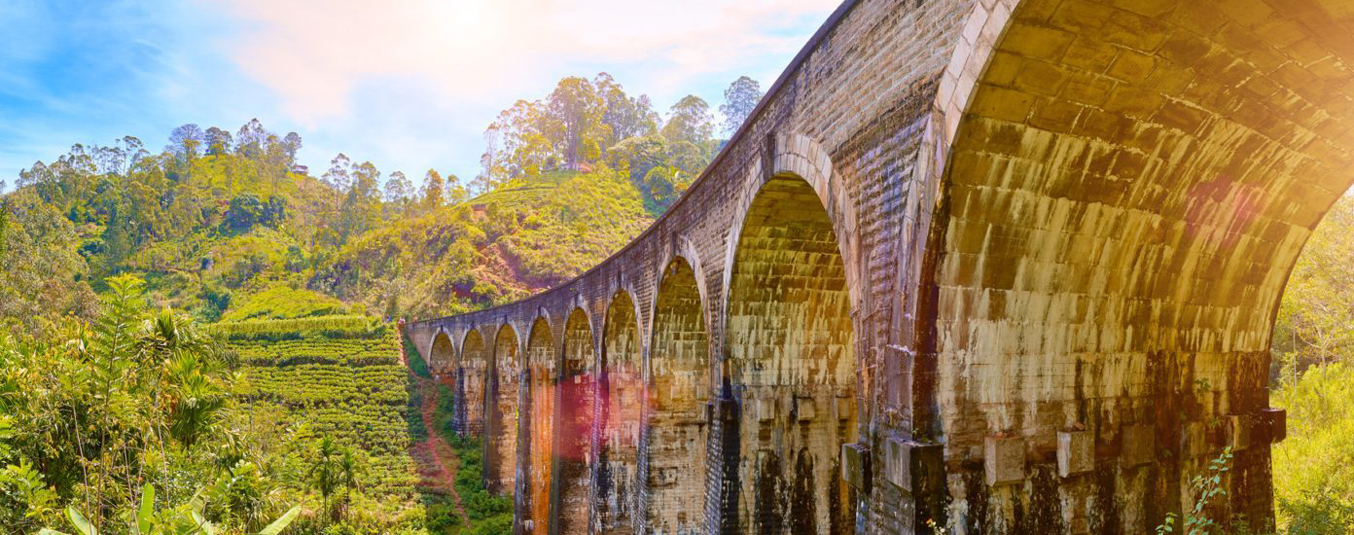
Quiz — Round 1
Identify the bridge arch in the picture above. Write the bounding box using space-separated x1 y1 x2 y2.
933 0 1354 531
487 323 522 494
525 315 556 533
725 172 859 534
645 255 712 535
598 289 643 534
461 328 489 436
721 132 858 328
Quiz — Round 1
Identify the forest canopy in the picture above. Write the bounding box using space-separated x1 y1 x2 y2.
0 73 762 335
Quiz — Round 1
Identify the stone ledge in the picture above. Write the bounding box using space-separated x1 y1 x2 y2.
841 442 871 492
883 437 944 493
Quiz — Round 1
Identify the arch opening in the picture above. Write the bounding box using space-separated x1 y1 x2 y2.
559 307 596 534
461 330 488 437
429 331 456 382
487 324 521 495
646 257 711 535
726 173 858 534
599 291 642 534
526 317 556 533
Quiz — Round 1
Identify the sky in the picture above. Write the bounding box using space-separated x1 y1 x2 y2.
0 0 841 187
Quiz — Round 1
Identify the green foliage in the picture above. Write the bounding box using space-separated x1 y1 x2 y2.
404 332 432 380
41 488 302 535
314 167 653 319
0 275 297 533
212 316 379 341
1273 194 1354 378
1273 364 1354 533
0 191 99 337
222 286 350 323
719 76 763 135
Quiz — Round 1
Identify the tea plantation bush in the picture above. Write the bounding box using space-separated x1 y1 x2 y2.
224 316 424 527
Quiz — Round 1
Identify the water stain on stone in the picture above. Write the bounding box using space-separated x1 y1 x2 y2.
791 448 818 534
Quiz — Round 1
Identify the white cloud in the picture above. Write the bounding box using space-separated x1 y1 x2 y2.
189 0 837 178
205 0 835 118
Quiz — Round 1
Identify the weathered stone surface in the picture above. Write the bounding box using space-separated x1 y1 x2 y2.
401 0 1354 531
1121 425 1155 468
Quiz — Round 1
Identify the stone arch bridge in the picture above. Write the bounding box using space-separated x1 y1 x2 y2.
407 0 1354 532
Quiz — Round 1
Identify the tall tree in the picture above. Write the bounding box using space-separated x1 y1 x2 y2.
662 95 714 147
595 72 658 146
235 118 269 158
204 127 234 156
544 76 607 171
719 76 763 135
281 132 303 164
168 124 205 158
420 169 445 213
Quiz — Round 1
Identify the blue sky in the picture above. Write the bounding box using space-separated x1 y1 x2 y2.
0 0 839 187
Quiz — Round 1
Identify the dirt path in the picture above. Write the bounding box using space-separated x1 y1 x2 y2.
401 330 468 524
414 381 468 522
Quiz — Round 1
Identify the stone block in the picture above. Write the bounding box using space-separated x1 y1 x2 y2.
1057 430 1094 477
1228 414 1251 451
841 442 870 491
796 397 816 421
837 394 854 421
1121 424 1155 468
756 398 777 422
985 435 1025 486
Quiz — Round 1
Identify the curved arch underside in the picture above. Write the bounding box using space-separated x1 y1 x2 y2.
429 332 455 378
939 0 1354 530
728 174 857 535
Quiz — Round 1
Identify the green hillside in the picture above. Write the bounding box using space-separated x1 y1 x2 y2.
312 169 653 319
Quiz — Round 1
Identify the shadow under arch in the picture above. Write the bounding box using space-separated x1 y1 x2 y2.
554 306 596 534
486 323 521 494
645 256 712 535
598 289 643 534
724 172 858 534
